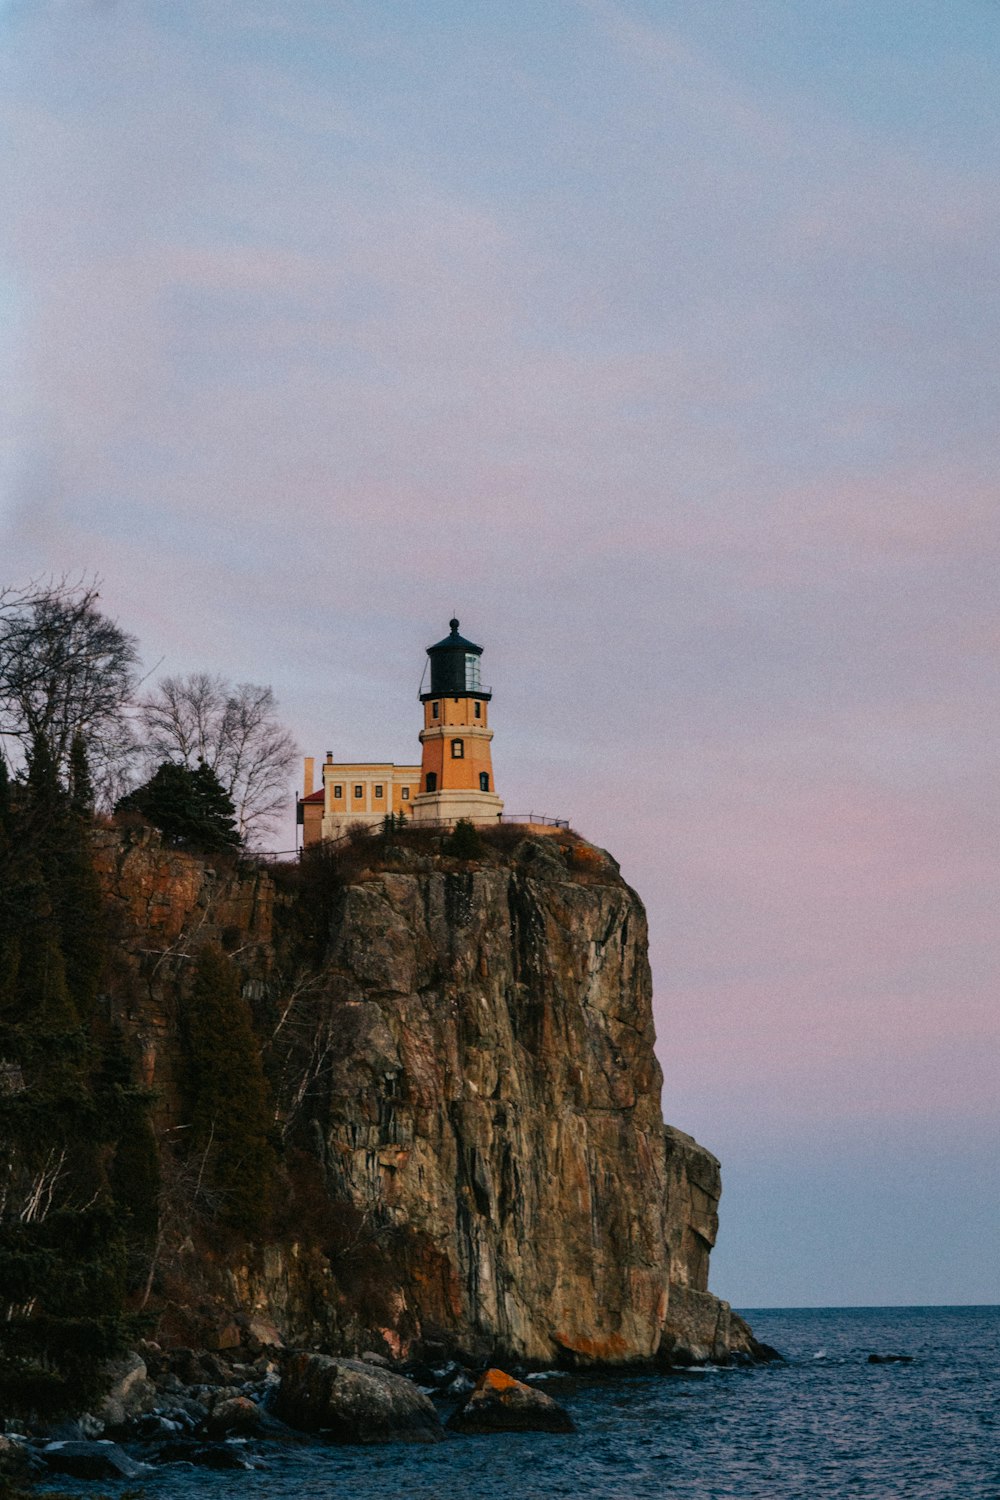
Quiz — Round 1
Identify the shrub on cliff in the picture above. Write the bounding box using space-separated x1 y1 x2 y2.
116 759 240 853
443 818 483 858
181 945 276 1234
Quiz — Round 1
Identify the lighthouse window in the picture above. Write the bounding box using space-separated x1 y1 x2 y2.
479 772 490 792
432 702 439 719
464 654 481 691
474 701 481 718
451 739 464 758
426 772 437 792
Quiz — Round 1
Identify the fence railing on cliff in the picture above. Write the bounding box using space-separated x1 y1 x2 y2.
250 810 571 862
500 813 570 828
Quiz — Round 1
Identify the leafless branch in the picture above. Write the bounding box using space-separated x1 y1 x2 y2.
137 673 298 845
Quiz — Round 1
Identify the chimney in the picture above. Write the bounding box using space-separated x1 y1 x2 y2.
303 756 315 797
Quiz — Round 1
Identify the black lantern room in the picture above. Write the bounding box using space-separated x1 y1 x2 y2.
420 619 491 701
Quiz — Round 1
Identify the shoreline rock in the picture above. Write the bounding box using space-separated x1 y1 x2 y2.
447 1368 575 1435
272 1352 444 1444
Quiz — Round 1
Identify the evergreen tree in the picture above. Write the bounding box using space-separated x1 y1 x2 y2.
116 759 240 851
443 817 483 858
0 759 133 1419
0 1203 127 1416
21 731 105 1018
97 1028 160 1257
68 732 95 814
0 755 10 833
181 945 275 1233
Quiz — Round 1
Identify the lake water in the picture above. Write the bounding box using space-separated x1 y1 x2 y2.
53 1306 1000 1499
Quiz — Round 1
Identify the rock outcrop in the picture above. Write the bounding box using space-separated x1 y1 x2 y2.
95 823 753 1368
447 1368 575 1433
273 1353 443 1443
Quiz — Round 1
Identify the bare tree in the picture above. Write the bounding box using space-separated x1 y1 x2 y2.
138 673 298 845
0 578 139 796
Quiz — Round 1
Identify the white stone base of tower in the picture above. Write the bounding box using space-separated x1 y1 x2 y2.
410 789 504 827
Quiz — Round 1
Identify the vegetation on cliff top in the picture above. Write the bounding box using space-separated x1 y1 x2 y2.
116 759 241 853
0 578 297 847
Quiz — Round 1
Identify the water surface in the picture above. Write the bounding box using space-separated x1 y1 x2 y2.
54 1306 1000 1499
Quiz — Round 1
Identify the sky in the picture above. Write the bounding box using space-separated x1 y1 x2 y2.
2 0 998 1307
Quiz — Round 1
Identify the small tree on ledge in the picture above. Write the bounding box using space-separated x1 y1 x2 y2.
116 759 240 852
443 818 483 859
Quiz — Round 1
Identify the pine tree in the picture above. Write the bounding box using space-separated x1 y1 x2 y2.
0 756 10 833
68 732 95 814
19 731 105 1019
444 817 483 858
181 945 275 1233
96 1028 161 1259
116 759 240 851
0 755 131 1419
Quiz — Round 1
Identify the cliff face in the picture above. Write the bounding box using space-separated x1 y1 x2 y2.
94 825 750 1367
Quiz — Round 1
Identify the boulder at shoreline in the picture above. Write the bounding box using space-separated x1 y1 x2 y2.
447 1368 575 1434
273 1352 444 1444
42 1441 147 1481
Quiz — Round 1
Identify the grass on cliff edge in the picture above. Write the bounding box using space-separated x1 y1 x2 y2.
270 819 615 892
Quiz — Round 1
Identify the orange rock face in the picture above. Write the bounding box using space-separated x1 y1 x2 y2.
477 1368 520 1393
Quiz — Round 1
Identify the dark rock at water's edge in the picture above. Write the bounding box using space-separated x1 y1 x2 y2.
85 825 768 1372
41 1440 147 1481
205 1394 265 1437
0 1435 38 1480
94 1350 158 1430
868 1353 914 1364
447 1368 575 1434
748 1338 785 1363
154 1438 257 1470
273 1352 444 1444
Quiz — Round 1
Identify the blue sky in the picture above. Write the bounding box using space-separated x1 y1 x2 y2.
2 0 998 1306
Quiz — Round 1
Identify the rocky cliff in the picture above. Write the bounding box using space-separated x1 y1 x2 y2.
93 823 753 1368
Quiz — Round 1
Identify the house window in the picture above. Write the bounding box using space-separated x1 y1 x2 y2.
451 739 464 758
426 772 437 792
479 772 490 792
432 702 439 719
354 785 363 799
333 784 343 798
401 787 410 800
374 785 383 798
474 701 481 718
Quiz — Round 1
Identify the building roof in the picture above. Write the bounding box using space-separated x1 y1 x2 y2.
427 617 482 655
301 788 325 803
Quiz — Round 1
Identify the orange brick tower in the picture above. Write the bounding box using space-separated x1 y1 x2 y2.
411 618 503 827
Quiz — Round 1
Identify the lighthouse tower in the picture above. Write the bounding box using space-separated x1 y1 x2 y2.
410 619 504 827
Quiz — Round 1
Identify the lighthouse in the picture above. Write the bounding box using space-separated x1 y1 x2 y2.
410 619 504 827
